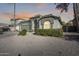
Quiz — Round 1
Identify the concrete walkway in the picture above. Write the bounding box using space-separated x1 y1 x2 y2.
0 32 79 56
64 32 79 35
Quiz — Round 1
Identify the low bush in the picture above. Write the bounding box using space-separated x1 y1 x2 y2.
18 29 27 36
35 29 63 37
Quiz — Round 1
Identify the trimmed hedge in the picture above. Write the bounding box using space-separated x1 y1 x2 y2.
18 29 27 36
35 29 63 37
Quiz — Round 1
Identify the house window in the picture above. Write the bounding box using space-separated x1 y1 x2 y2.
43 21 51 29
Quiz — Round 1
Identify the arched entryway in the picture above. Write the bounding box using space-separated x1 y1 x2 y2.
43 21 51 29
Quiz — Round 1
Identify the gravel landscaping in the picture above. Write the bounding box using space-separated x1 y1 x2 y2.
0 32 79 56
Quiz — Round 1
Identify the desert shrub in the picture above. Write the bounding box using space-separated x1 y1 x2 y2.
35 29 63 37
18 29 27 36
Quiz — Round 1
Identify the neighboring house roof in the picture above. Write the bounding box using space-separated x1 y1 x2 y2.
11 18 30 26
11 18 28 21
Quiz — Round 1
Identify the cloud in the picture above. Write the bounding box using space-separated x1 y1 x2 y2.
60 10 74 23
0 12 13 19
15 12 36 18
49 8 74 23
0 12 36 20
35 3 47 8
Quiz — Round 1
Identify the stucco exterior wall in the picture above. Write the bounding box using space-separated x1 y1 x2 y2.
53 20 62 29
39 20 42 29
38 18 62 29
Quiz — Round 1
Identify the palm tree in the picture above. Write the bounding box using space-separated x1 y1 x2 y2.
56 3 69 13
56 3 79 32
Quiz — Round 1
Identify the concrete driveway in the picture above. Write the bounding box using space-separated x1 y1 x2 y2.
0 32 79 56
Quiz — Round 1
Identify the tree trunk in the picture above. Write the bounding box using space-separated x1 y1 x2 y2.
73 3 79 32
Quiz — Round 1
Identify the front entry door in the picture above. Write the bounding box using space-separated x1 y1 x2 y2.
43 21 51 29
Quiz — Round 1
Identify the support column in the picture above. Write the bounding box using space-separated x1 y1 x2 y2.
32 20 35 32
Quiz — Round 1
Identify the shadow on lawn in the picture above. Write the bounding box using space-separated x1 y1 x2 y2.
64 35 79 42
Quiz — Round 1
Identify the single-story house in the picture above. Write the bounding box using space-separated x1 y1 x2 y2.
11 14 63 32
30 14 62 32
16 20 32 32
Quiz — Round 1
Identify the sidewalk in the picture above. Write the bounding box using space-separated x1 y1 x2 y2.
63 32 79 35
